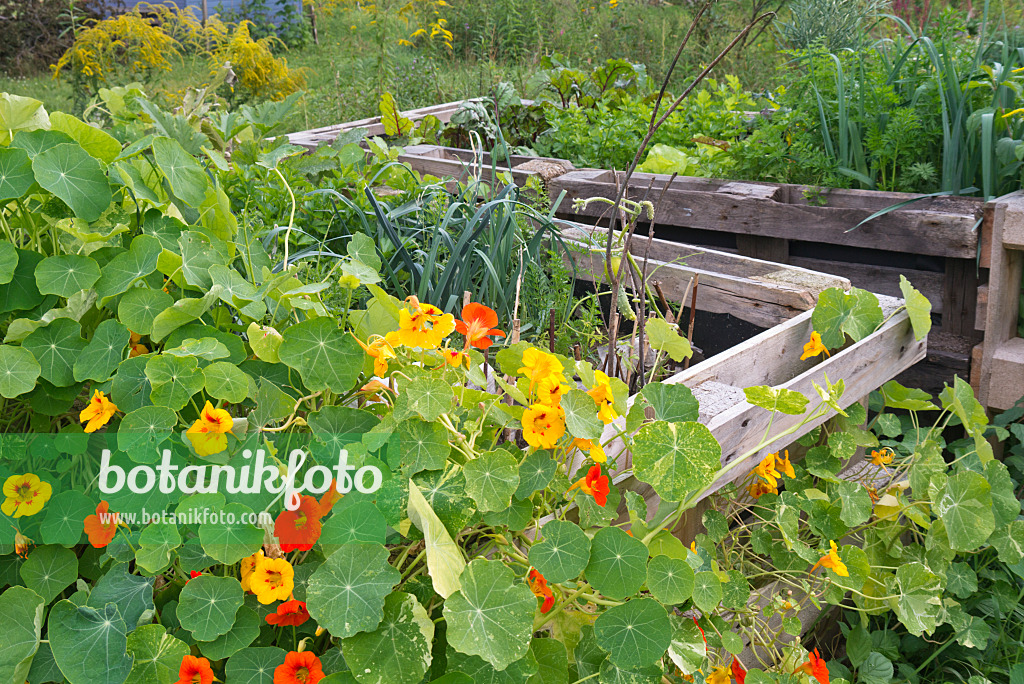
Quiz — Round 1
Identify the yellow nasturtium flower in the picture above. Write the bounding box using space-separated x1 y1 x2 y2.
518 348 564 387
536 375 570 407
572 438 607 464
251 556 295 604
186 401 234 457
811 540 849 577
754 452 782 489
385 296 455 350
522 403 566 449
800 331 830 360
2 473 52 518
80 390 119 433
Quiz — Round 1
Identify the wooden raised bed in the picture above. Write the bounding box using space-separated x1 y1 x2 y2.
286 100 471 150
398 144 574 189
977 191 1024 410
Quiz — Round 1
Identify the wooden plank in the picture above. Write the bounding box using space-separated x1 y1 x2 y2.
979 191 1024 409
549 169 982 259
987 337 1024 409
942 258 979 336
285 100 469 150
398 145 574 188
736 235 790 263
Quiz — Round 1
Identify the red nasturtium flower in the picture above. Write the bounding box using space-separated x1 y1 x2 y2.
83 501 119 548
794 648 830 684
275 495 323 552
732 657 747 684
274 650 324 684
454 302 505 350
266 599 311 627
176 655 215 684
527 569 555 613
186 571 202 583
318 481 342 517
568 465 610 507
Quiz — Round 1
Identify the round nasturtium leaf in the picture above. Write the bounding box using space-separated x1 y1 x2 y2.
396 417 450 475
935 470 996 552
0 248 43 314
88 563 156 630
692 571 723 614
811 286 883 349
74 318 130 383
32 142 112 222
0 344 40 398
125 623 190 684
631 420 722 503
516 450 555 499
118 286 173 336
94 233 162 301
0 147 34 202
198 503 264 565
562 389 603 441
341 591 434 684
48 600 134 684
198 606 261 661
528 520 591 584
22 318 87 387
585 527 648 600
145 354 205 411
320 500 387 549
203 361 251 404
176 574 244 641
401 376 455 422
0 241 18 285
20 545 77 604
136 522 182 574
39 490 93 546
442 559 536 672
278 317 364 394
225 647 288 684
34 253 101 298
646 555 695 605
462 449 520 512
306 542 401 638
118 405 177 464
594 598 672 669
639 382 700 423
0 586 44 684
152 136 209 207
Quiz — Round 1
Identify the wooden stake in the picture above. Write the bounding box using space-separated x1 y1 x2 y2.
654 280 673 323
683 275 699 370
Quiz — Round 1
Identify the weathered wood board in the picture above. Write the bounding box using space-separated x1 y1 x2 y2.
286 100 469 150
398 145 574 188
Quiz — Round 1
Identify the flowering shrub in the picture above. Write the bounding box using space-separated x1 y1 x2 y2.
0 91 1020 684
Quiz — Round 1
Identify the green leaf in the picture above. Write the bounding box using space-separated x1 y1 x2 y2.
225 647 288 684
396 418 450 475
585 527 647 600
402 376 456 422
49 600 134 684
630 421 721 502
646 318 692 362
125 624 189 684
945 562 978 599
891 562 942 636
247 322 282 363
198 503 264 564
516 450 555 499
179 230 230 290
145 354 205 411
136 522 181 573
594 598 671 669
859 652 893 684
165 337 230 361
74 318 130 382
443 559 536 671
836 480 872 527
23 318 87 387
464 449 520 512
40 490 93 545
0 93 49 145
176 574 244 641
198 606 260 660
898 276 932 340
0 241 17 285
691 571 722 613
990 520 1024 565
50 111 122 164
562 389 603 441
118 405 176 463
527 638 568 684
743 386 809 415
341 591 434 684
87 563 155 629
638 383 699 423
94 234 162 301
321 501 387 549
880 380 938 411
935 470 995 552
528 520 591 584
812 286 883 348
32 143 111 221
203 361 251 403
150 288 220 342
0 586 44 684
0 248 43 313
406 481 465 598
598 658 662 683
152 136 209 207
307 542 401 638
444 647 536 683
0 344 40 398
279 317 364 394
666 616 705 675
118 287 173 336
380 92 414 136
0 147 36 201
20 545 78 604
27 641 62 684
645 555 694 605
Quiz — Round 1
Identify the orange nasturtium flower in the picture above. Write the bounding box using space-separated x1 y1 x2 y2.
275 650 325 684
2 473 52 517
732 657 747 684
128 331 148 358
176 655 215 684
356 335 396 376
79 390 119 433
439 346 471 369
385 296 455 350
454 302 505 350
83 501 119 548
777 450 796 478
527 568 555 613
707 665 731 684
14 530 33 558
800 331 830 360
518 347 564 386
810 540 849 577
240 550 265 593
569 465 610 507
251 556 295 605
522 403 566 449
318 480 342 516
869 448 894 467
793 648 830 684
748 481 778 499
186 401 234 457
275 495 323 552
266 599 311 626
572 438 607 464
754 453 782 489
